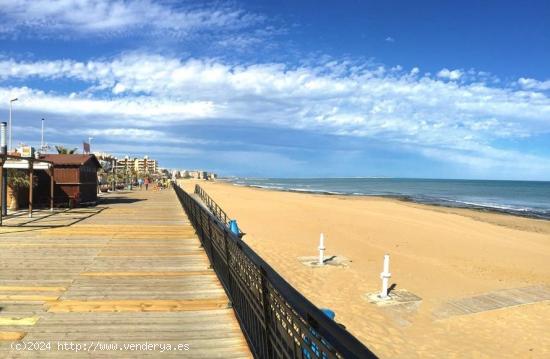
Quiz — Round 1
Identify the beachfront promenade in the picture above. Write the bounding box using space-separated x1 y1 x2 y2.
0 189 251 357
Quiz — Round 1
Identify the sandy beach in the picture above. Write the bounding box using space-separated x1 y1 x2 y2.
179 180 550 358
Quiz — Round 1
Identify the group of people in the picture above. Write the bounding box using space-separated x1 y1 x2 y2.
137 177 150 190
136 177 171 191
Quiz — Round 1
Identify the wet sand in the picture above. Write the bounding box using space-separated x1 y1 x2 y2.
179 180 550 358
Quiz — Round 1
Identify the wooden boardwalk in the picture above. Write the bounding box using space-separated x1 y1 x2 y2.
0 189 251 357
434 285 550 319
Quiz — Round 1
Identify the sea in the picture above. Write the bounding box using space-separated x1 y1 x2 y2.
226 178 550 220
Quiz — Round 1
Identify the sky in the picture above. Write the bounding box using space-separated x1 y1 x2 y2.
0 0 549 180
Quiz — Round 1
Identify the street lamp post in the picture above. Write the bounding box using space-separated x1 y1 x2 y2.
112 157 117 192
1 122 7 216
41 118 45 150
8 98 18 151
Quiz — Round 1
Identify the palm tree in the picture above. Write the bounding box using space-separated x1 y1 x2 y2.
7 169 37 210
55 145 78 154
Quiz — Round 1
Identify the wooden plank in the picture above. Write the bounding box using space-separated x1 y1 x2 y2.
435 285 550 319
0 295 60 301
97 253 203 257
80 271 215 277
45 299 229 312
0 317 39 326
0 286 66 292
0 332 26 340
0 243 198 248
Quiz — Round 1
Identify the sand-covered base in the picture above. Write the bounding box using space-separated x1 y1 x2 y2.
179 180 550 358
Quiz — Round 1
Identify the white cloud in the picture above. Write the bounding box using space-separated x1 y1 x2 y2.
385 36 395 43
437 68 463 80
112 83 126 94
92 143 202 158
81 128 210 145
0 86 216 125
518 77 550 91
84 128 174 141
0 0 262 37
1 53 550 176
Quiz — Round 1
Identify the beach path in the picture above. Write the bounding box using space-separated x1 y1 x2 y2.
0 189 251 358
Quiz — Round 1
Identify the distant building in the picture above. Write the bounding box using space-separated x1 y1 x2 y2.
114 155 158 175
114 156 133 172
134 156 158 174
178 169 217 180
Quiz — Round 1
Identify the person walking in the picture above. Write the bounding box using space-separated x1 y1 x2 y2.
144 177 149 191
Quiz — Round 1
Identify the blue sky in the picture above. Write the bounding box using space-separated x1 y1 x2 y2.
0 0 549 180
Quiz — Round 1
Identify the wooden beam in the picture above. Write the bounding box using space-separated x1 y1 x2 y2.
0 158 3 226
49 166 54 211
80 271 215 277
28 159 33 218
0 317 38 326
45 298 229 313
0 332 26 341
0 286 66 292
0 294 60 301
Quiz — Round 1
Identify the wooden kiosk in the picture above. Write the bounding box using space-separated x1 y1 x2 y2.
0 154 54 225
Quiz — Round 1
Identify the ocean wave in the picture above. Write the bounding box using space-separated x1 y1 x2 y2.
441 199 534 212
416 198 549 219
246 184 345 195
286 187 344 195
249 184 286 190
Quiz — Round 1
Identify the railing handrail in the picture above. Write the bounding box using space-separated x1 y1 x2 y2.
195 184 245 235
194 184 229 224
173 183 377 359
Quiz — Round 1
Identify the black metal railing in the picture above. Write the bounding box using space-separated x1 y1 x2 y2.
194 184 230 225
173 183 377 359
194 184 245 236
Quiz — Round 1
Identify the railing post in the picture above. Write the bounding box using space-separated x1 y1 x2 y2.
208 217 215 269
223 230 234 300
201 214 211 261
259 267 273 359
196 202 200 225
198 209 206 242
193 207 198 229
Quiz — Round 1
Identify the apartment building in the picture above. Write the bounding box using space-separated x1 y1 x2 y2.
179 170 217 180
134 156 158 174
115 156 158 174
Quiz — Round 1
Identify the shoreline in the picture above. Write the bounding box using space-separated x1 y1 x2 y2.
223 179 550 224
